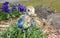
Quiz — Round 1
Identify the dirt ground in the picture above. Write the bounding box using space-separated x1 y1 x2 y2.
0 16 60 38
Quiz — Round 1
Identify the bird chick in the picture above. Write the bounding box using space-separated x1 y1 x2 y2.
26 6 35 15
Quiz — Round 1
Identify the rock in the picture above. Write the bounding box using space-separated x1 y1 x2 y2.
47 13 60 29
35 5 56 19
57 29 60 35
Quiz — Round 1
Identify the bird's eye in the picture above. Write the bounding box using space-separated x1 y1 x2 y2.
28 9 30 12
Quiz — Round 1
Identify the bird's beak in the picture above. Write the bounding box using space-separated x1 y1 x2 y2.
32 12 35 15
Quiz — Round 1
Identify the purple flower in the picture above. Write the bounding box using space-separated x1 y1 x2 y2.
18 4 26 12
1 2 10 14
3 1 9 5
12 5 16 11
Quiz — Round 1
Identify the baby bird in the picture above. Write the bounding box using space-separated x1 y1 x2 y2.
26 6 35 15
17 6 35 29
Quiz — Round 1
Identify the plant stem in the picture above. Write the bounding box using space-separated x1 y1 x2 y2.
24 32 25 38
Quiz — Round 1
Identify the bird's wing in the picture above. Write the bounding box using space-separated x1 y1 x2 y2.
32 16 44 28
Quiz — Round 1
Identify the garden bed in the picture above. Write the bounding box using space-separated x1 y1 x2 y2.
0 1 60 38
0 22 48 38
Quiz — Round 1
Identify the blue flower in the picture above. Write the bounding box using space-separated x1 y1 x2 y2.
18 4 26 12
1 2 10 14
5 9 10 13
17 19 24 28
12 5 16 11
21 6 26 12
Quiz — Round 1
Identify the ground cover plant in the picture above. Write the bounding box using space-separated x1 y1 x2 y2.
0 22 47 38
0 2 26 22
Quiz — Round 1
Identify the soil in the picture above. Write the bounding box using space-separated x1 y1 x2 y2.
0 14 60 38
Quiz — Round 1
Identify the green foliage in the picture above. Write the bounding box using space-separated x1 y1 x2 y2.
0 11 10 21
10 11 21 18
0 11 21 23
0 10 21 21
0 23 47 38
0 4 23 22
